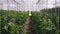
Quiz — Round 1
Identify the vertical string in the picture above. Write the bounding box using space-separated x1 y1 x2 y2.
45 0 48 20
18 0 20 11
55 0 59 33
57 0 59 34
41 0 43 12
45 0 48 16
46 0 47 9
12 1 13 10
55 0 57 29
29 11 32 16
41 0 42 10
0 4 1 34
29 0 31 16
57 1 59 31
57 3 60 29
7 0 8 24
7 0 9 10
19 4 20 11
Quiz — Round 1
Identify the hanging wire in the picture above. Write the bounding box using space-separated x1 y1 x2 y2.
41 0 43 10
46 0 48 9
55 1 60 34
0 2 3 9
55 0 58 30
7 0 9 10
29 0 32 16
57 3 59 32
50 0 54 25
11 1 14 10
57 1 60 31
45 0 48 19
50 0 52 23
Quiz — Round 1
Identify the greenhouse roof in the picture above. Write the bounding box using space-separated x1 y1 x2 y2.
0 0 60 11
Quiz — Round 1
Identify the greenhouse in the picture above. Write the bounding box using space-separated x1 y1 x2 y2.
0 0 60 34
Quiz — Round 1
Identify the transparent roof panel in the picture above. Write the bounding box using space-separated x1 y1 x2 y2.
0 0 60 11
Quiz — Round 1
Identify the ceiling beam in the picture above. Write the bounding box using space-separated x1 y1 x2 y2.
12 0 20 5
36 0 41 4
